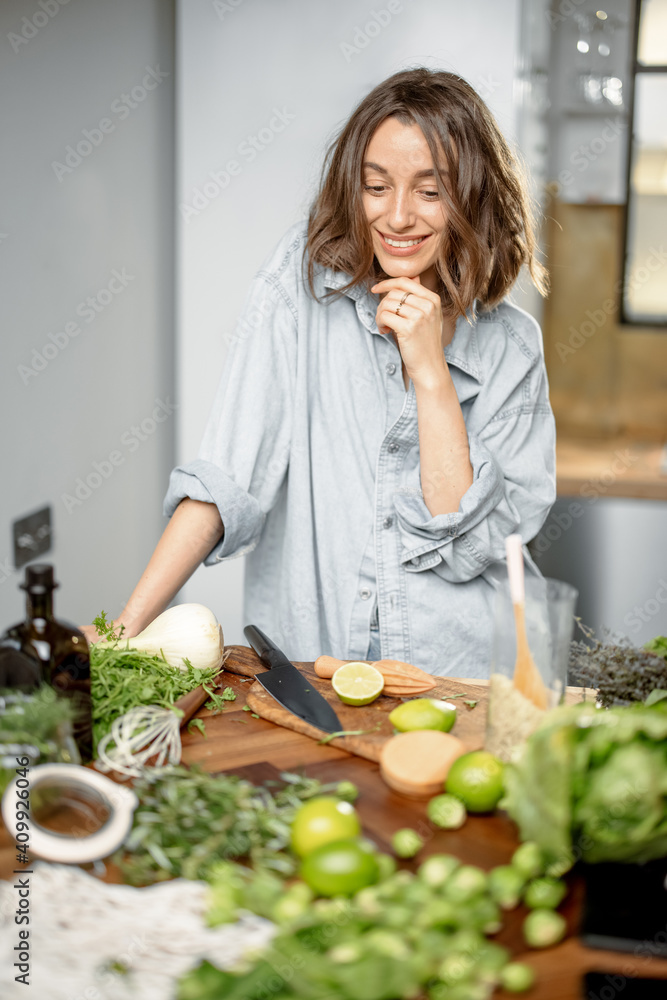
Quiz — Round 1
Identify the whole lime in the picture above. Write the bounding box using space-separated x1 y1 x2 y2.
389 698 457 733
300 838 380 897
445 751 504 813
290 796 361 857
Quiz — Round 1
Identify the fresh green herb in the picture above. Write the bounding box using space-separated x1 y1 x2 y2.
644 636 667 661
232 718 249 724
242 705 251 712
203 686 236 713
187 718 207 738
645 689 667 707
90 645 217 755
92 610 125 643
317 723 382 745
251 713 260 719
0 687 75 792
463 699 478 709
118 766 341 885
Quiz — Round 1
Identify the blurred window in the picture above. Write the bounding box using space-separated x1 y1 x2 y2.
623 0 667 323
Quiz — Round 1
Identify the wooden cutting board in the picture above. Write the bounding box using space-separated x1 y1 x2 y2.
222 645 488 763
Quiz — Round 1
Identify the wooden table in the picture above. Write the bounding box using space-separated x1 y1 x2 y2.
3 647 667 999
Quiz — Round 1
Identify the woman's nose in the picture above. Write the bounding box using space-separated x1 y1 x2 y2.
385 188 414 230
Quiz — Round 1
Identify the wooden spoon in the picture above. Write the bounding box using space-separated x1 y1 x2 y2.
505 534 548 711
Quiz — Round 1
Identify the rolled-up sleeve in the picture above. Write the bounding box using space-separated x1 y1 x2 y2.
392 363 556 582
163 272 297 565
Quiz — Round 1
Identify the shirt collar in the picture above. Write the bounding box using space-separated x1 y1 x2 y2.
320 266 484 384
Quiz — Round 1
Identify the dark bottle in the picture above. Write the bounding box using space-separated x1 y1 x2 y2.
1 564 93 762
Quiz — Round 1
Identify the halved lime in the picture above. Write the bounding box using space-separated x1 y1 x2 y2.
332 662 385 706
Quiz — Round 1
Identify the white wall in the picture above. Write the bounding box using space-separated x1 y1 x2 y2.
0 0 175 628
176 0 522 646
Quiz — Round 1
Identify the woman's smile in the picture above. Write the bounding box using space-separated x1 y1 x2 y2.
377 231 433 255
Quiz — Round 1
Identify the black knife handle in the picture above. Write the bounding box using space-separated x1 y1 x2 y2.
244 624 288 671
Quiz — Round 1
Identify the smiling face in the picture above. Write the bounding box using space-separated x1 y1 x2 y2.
361 116 448 293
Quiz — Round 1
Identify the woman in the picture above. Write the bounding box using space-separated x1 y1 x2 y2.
86 68 555 677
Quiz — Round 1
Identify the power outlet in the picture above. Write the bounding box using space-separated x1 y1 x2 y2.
12 506 52 569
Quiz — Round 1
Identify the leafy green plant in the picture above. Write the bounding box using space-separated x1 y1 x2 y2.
502 701 667 869
0 687 75 791
644 636 667 661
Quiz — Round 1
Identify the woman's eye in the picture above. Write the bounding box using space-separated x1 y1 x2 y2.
421 190 440 199
363 185 386 194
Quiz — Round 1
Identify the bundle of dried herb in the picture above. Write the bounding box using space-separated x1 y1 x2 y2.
568 622 667 707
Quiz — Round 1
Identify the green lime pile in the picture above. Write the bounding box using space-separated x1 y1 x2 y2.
290 795 361 857
182 846 554 999
289 795 381 897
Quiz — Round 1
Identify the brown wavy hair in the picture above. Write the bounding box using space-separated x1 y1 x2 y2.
306 68 548 317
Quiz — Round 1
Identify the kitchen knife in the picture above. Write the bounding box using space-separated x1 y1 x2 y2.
243 625 343 734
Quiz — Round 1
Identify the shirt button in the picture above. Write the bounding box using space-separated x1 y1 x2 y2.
387 442 399 453
385 362 396 375
359 588 372 600
382 516 394 529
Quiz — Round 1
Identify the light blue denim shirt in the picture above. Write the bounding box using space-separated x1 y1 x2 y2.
163 221 556 677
